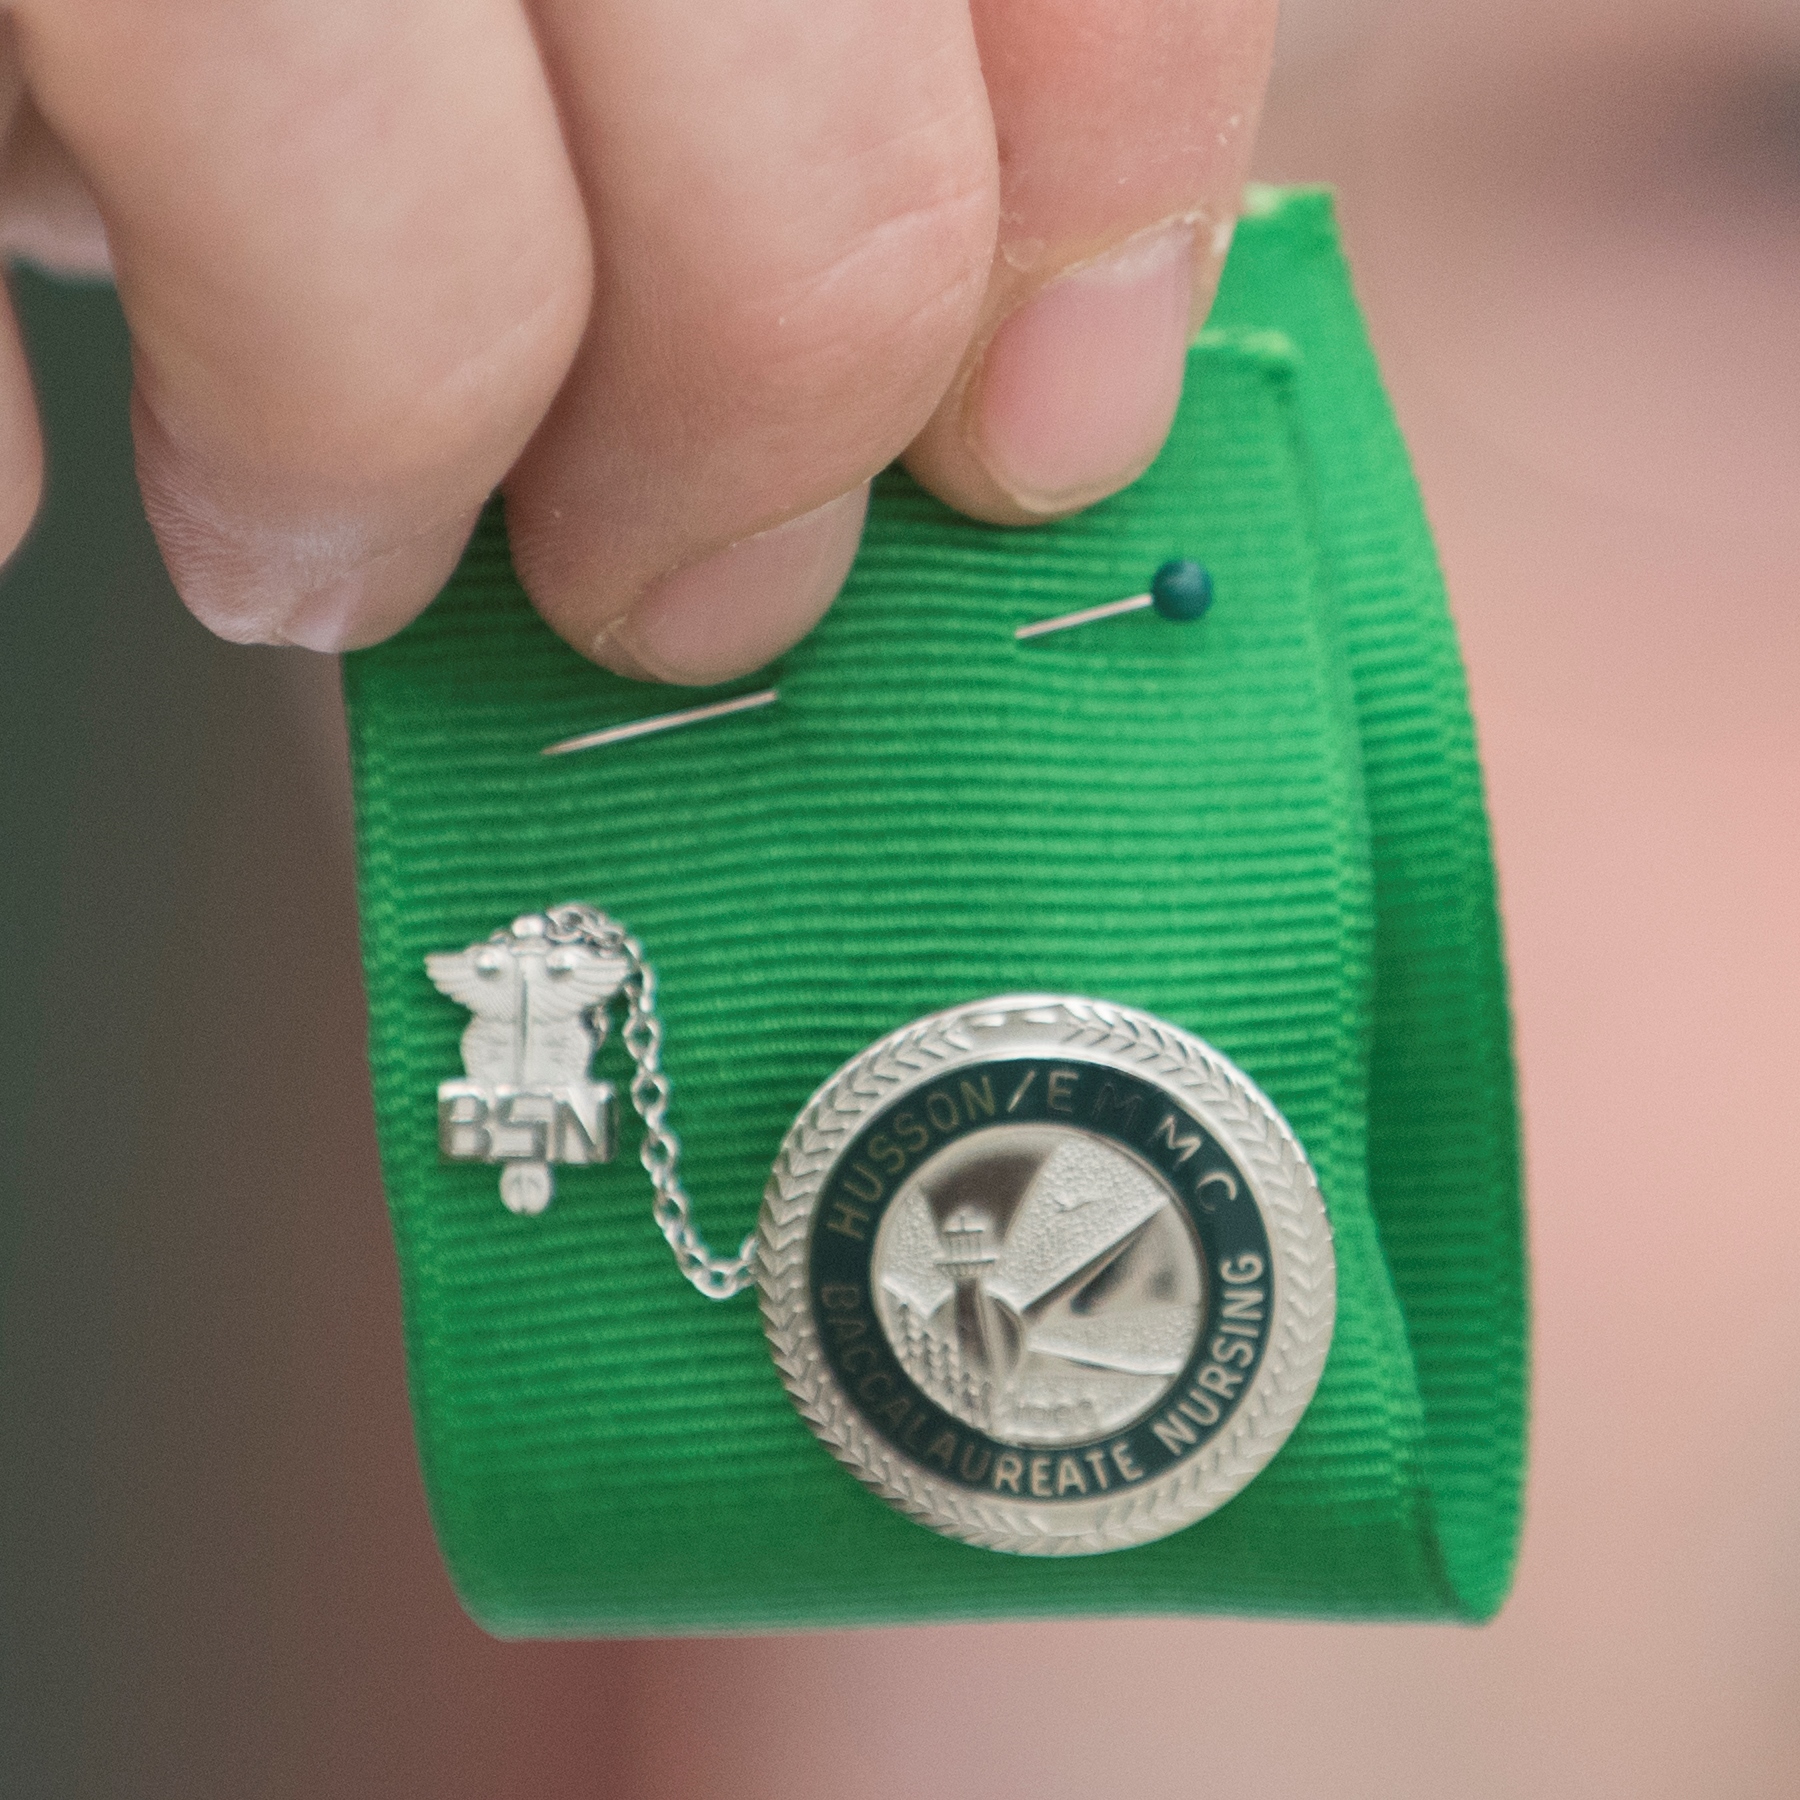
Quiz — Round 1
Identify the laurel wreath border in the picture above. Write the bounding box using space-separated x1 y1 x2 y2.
757 996 1337 1556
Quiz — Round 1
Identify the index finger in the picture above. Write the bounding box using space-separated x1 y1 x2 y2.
13 0 592 648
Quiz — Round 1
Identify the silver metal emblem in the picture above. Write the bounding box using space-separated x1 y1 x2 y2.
758 996 1336 1555
426 913 628 1214
426 906 760 1292
425 910 1334 1555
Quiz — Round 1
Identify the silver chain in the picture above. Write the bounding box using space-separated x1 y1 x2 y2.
544 902 758 1300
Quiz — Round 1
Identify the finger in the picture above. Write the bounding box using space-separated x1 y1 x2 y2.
0 96 112 277
904 0 1279 524
0 45 45 556
506 0 998 685
12 0 592 649
0 280 45 561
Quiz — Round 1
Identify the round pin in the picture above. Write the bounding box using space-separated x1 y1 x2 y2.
758 995 1335 1555
1014 560 1215 641
1149 557 1213 621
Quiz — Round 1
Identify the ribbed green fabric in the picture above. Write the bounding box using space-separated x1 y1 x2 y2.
344 188 1525 1636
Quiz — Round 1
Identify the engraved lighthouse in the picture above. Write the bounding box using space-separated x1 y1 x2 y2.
936 1208 1017 1396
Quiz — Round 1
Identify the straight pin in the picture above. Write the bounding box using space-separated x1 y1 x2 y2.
542 687 778 756
1015 559 1213 641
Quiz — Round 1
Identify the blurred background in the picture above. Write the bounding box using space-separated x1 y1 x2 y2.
2 0 1797 1793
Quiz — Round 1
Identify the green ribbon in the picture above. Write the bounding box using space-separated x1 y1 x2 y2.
345 188 1526 1636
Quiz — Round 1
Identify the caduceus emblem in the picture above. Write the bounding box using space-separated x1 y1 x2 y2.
426 912 629 1214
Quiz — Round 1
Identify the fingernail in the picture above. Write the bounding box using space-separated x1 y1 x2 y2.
596 485 869 686
972 223 1194 513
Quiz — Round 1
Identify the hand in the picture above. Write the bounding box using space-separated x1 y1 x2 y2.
0 1 1275 685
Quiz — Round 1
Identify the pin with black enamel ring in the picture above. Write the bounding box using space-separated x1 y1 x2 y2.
1014 559 1213 642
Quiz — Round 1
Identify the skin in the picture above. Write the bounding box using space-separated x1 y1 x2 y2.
0 0 1278 685
6 1 1799 1789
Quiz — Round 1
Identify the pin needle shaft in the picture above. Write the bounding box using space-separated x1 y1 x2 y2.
542 687 778 756
1013 593 1153 640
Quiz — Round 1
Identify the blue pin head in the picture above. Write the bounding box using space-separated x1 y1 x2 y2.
1150 558 1214 622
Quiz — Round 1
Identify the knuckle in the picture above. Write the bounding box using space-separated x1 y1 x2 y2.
291 256 591 492
161 242 590 506
698 102 999 427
